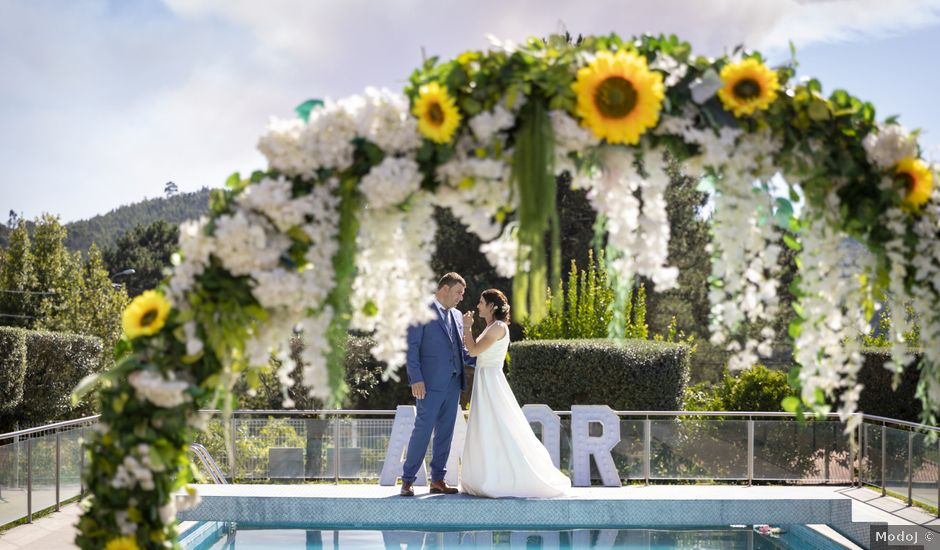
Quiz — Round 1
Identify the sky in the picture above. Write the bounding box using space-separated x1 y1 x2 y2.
1 0 939 224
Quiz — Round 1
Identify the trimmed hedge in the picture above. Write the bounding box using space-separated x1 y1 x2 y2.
0 328 104 432
0 326 28 413
508 339 690 410
852 348 923 423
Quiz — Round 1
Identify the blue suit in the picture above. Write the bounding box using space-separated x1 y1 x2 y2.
401 302 475 484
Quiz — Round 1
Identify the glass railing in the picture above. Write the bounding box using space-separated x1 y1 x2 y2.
0 416 96 528
2 410 937 529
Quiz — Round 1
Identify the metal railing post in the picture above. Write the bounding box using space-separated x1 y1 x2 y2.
643 417 651 485
55 430 61 511
881 424 887 497
848 420 856 487
27 437 32 523
230 415 237 482
747 419 754 486
907 431 913 506
80 427 85 496
333 415 341 484
857 416 864 488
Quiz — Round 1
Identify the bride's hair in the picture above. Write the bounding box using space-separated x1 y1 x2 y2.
481 289 510 323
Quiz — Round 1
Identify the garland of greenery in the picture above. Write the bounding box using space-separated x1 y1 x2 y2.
76 33 938 549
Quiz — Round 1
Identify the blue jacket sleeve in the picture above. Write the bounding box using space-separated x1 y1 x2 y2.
405 323 424 385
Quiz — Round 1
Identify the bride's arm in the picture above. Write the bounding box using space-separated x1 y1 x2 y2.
462 315 506 357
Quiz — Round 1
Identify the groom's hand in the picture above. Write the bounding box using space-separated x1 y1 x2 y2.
411 381 426 400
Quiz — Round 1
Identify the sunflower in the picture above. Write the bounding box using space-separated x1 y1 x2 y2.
412 82 461 144
896 157 934 210
717 58 780 117
572 50 664 145
104 537 140 550
122 290 171 339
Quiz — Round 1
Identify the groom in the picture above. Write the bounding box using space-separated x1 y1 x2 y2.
400 272 475 496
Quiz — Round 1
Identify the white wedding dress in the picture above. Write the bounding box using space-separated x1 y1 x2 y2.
460 321 571 498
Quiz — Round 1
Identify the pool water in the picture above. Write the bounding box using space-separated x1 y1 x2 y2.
180 522 851 549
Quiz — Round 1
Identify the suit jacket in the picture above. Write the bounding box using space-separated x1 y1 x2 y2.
405 303 475 391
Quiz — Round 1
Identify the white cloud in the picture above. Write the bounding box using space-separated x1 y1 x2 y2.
1 0 939 222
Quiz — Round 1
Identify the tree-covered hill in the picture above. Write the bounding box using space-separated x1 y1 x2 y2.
63 188 212 251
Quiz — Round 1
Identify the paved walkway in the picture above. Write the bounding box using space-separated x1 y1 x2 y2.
1 486 937 549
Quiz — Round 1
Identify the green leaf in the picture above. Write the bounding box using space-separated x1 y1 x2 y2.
782 396 801 413
783 234 802 251
788 319 803 339
294 99 324 122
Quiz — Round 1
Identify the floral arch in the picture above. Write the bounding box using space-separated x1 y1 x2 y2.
76 33 938 549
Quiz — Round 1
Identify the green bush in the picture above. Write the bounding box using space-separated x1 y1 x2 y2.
508 339 690 410
0 326 28 413
685 365 796 412
13 330 104 429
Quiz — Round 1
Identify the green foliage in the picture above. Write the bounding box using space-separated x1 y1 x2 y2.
652 316 697 354
0 221 35 327
0 215 128 364
508 339 690 410
861 303 921 348
232 335 410 411
64 187 210 252
684 366 796 412
522 250 613 339
0 328 104 432
38 244 127 356
0 326 28 413
849 348 923 422
104 220 180 297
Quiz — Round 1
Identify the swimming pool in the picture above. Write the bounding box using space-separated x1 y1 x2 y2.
179 522 852 549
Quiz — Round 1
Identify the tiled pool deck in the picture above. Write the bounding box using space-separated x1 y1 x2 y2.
3 485 938 549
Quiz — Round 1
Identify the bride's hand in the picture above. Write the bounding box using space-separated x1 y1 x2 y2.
463 310 474 325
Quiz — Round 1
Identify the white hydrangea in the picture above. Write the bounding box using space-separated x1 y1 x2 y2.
359 156 422 209
353 87 422 154
550 109 600 176
257 117 312 177
300 308 334 400
213 211 290 277
863 123 918 170
238 176 311 232
127 370 190 409
167 217 213 306
435 155 513 241
182 321 203 357
468 104 515 143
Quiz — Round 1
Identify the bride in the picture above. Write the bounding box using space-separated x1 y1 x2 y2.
459 289 571 498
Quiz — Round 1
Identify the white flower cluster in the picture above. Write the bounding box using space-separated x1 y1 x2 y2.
910 181 940 410
237 176 314 232
862 123 918 170
580 146 679 291
881 207 917 379
793 213 874 434
649 53 689 88
258 89 421 179
167 218 213 307
480 222 527 278
213 211 291 277
655 111 741 178
158 485 202 525
468 104 515 144
299 308 334 400
111 444 159 491
550 110 600 179
127 370 190 408
359 156 422 209
690 131 783 371
245 179 341 391
435 152 513 241
350 193 438 375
